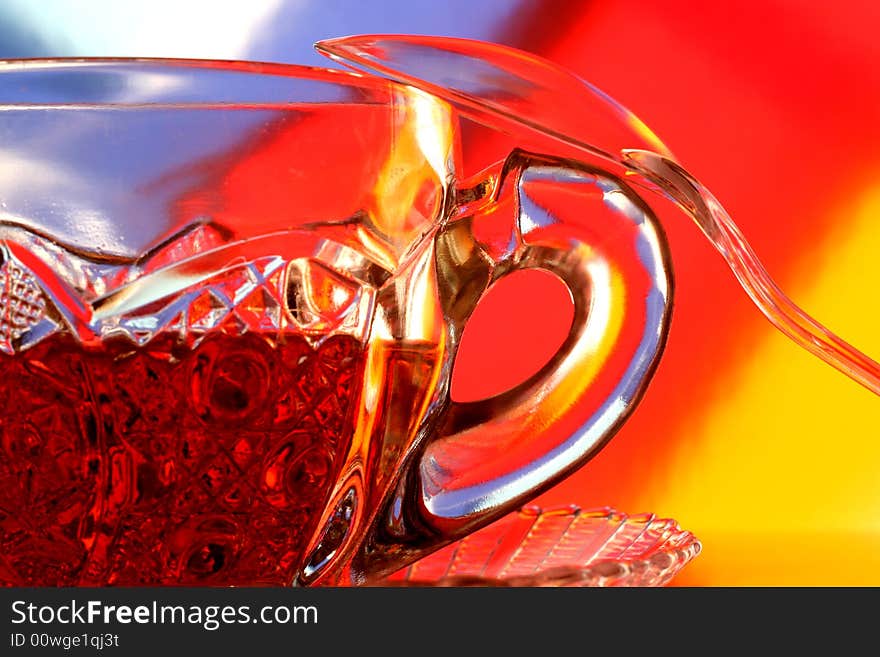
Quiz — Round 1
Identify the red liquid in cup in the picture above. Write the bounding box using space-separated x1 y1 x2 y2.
0 332 364 586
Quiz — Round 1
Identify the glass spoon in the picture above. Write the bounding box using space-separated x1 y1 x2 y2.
316 34 880 396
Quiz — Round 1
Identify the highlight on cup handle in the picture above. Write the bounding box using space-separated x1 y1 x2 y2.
417 151 674 536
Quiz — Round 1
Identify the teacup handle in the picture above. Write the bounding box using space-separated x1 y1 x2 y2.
418 154 673 535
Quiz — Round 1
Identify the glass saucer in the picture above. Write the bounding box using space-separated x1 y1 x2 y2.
380 505 701 587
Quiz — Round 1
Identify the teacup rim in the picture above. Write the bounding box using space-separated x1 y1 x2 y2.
0 56 431 109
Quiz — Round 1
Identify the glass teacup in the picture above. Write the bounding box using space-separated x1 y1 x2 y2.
0 57 672 586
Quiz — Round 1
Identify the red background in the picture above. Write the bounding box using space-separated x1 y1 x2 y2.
449 0 880 585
